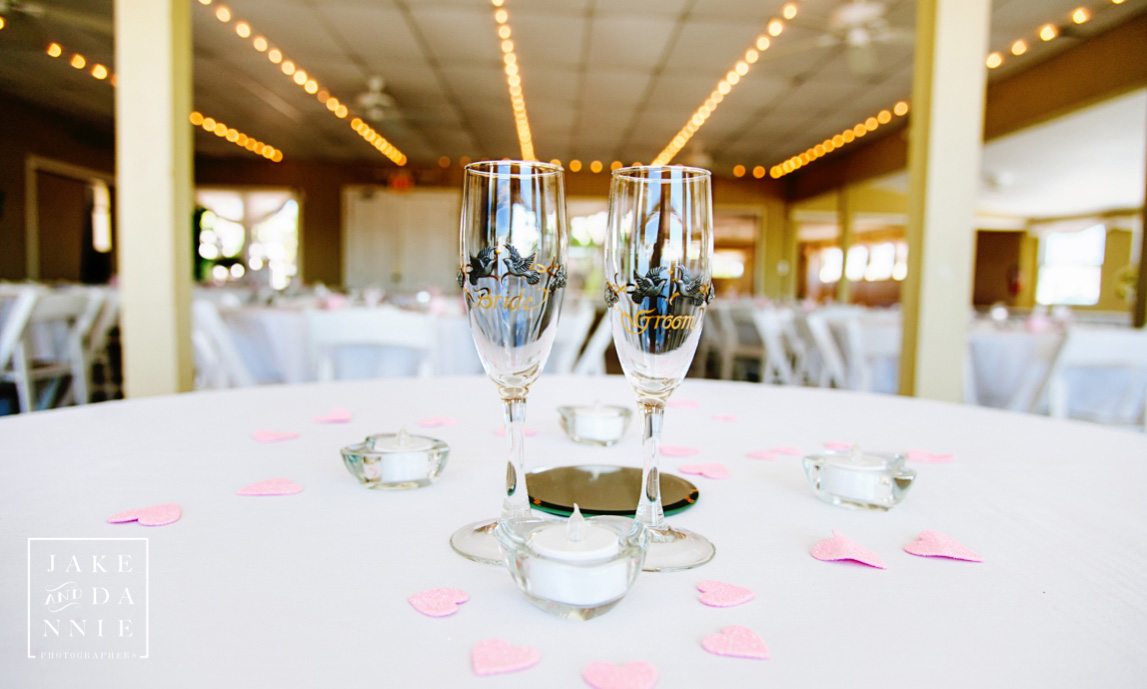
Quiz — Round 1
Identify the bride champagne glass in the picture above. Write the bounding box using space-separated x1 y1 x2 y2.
604 165 716 572
451 160 568 564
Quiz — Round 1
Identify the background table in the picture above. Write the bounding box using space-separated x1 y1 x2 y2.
2 376 1144 687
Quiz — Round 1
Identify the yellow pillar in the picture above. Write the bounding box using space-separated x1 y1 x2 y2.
899 0 991 400
835 186 854 303
114 0 195 396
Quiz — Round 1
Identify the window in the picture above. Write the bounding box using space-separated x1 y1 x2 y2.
1035 224 1105 305
196 189 299 290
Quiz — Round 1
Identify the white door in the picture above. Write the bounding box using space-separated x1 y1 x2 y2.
343 187 461 291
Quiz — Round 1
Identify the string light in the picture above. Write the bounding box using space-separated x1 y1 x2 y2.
187 111 281 161
194 3 406 165
760 0 1126 178
487 0 535 160
652 10 795 165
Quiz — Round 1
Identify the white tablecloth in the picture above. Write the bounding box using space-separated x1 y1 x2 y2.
223 307 484 383
2 377 1145 687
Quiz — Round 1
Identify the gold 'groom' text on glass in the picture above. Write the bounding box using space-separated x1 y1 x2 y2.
605 165 716 572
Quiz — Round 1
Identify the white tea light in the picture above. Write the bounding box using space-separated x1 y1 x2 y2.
557 402 632 446
341 428 448 490
802 446 915 511
496 508 645 620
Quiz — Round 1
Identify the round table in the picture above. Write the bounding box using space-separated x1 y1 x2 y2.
2 376 1144 687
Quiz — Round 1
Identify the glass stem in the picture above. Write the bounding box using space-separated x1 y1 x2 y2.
635 401 666 530
501 398 531 521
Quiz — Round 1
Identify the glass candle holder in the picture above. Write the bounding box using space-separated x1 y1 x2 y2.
557 403 633 446
341 428 449 490
495 507 646 621
802 447 916 511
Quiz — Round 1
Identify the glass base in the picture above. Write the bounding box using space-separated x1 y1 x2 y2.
642 524 715 572
449 519 504 565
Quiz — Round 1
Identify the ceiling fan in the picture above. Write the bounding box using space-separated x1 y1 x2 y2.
355 76 400 124
775 0 913 75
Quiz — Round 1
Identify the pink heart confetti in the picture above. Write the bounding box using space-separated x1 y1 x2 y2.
906 449 956 463
701 625 770 660
237 478 303 496
419 416 458 428
493 427 538 437
679 463 730 480
408 587 469 617
471 639 540 677
769 446 802 456
252 429 299 443
660 445 700 458
823 441 853 451
711 414 739 422
313 407 352 424
667 399 699 409
810 530 886 569
697 581 754 607
904 530 983 562
746 450 779 461
582 661 658 689
106 503 181 527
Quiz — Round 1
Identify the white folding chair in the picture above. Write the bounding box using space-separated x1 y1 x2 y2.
305 307 438 381
0 287 93 412
573 313 614 376
804 311 850 389
711 300 765 380
85 288 120 400
546 299 596 374
191 300 257 389
841 314 902 394
1035 327 1147 431
750 308 794 385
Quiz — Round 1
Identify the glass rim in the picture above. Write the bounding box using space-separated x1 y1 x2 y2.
464 160 564 179
611 164 711 182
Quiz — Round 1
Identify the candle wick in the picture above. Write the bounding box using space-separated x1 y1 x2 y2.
568 503 586 543
397 427 410 448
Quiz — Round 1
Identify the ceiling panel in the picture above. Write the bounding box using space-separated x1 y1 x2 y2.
586 16 678 70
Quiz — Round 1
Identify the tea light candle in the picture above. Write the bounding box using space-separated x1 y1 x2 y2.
525 505 629 607
818 447 888 501
368 428 435 483
558 402 630 445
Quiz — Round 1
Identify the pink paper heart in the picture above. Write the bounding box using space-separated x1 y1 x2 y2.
107 503 181 527
582 661 658 689
493 427 538 437
904 530 983 562
660 445 700 457
408 587 469 617
769 446 802 456
252 429 299 443
906 448 956 463
746 450 779 460
823 441 853 451
810 530 886 569
419 416 458 428
313 407 352 424
697 580 754 607
471 639 540 676
667 399 699 409
679 463 730 480
701 625 770 660
237 478 303 496
711 414 739 422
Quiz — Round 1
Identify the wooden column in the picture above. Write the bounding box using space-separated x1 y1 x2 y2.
1136 114 1147 328
114 0 194 396
899 0 991 400
835 185 854 303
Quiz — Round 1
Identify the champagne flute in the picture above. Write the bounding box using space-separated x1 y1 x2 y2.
451 161 569 564
604 165 716 572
